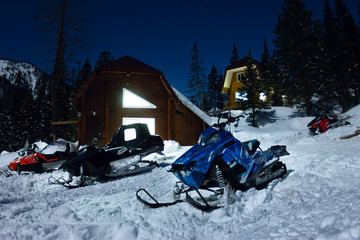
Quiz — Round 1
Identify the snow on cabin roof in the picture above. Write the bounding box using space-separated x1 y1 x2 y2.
172 87 214 126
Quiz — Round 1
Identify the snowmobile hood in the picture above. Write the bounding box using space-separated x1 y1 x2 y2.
173 128 235 168
171 129 241 188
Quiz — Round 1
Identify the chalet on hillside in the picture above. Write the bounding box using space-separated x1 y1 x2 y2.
222 57 263 109
72 56 212 146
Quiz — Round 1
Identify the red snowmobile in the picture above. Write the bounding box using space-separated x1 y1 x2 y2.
307 114 350 135
1 139 78 176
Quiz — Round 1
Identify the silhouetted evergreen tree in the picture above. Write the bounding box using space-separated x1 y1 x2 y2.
240 50 262 127
317 0 341 111
207 64 223 110
33 73 52 143
261 39 284 106
273 0 320 116
55 64 78 141
186 44 207 110
333 0 360 111
230 42 240 65
0 72 36 150
37 0 88 140
73 58 92 97
0 111 11 150
95 51 114 68
260 39 272 102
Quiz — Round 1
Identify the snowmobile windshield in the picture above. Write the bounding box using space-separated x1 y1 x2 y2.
198 128 219 146
307 115 330 127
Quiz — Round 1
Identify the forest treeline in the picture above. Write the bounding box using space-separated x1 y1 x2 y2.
188 0 360 118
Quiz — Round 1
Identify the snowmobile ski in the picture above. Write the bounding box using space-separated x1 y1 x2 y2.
137 184 232 212
48 164 87 188
48 175 86 188
136 188 184 208
185 187 222 212
0 166 13 177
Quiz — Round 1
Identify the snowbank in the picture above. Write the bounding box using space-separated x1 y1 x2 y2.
1 106 360 239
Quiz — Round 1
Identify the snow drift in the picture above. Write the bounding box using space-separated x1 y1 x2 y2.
1 106 360 239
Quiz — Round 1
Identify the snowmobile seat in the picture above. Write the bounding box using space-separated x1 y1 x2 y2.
242 140 260 156
37 143 71 162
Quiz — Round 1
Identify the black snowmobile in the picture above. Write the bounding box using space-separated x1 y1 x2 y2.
49 123 164 188
137 115 289 211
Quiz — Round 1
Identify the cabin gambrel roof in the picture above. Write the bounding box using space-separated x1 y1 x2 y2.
222 56 263 91
73 56 212 125
72 56 212 146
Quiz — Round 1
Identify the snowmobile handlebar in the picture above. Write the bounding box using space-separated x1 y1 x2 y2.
213 115 244 129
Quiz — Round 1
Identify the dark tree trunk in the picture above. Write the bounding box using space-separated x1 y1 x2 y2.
51 0 67 140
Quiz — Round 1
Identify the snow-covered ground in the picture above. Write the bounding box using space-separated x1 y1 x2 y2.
1 106 360 240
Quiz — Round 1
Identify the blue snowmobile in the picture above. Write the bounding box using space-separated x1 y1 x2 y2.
137 115 289 211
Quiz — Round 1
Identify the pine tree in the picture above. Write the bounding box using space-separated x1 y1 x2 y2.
37 0 88 140
230 42 240 65
241 49 262 127
318 0 341 109
186 44 207 110
260 39 272 103
95 51 114 68
334 0 360 111
73 58 92 97
55 64 78 141
218 70 224 109
33 73 52 143
273 0 320 116
6 72 35 150
261 39 285 106
207 64 223 111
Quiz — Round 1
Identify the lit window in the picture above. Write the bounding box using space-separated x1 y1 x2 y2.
236 73 247 82
122 88 156 109
122 117 155 135
260 92 266 101
235 92 248 101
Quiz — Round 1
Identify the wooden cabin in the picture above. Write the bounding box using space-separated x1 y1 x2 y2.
222 57 263 109
72 56 212 146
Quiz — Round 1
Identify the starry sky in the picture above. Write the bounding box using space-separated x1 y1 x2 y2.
1 0 359 94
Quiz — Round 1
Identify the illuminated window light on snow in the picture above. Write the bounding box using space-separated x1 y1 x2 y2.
235 92 248 101
260 92 266 101
122 117 155 136
236 92 267 101
122 88 156 109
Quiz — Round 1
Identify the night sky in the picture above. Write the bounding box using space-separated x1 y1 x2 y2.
1 0 359 94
